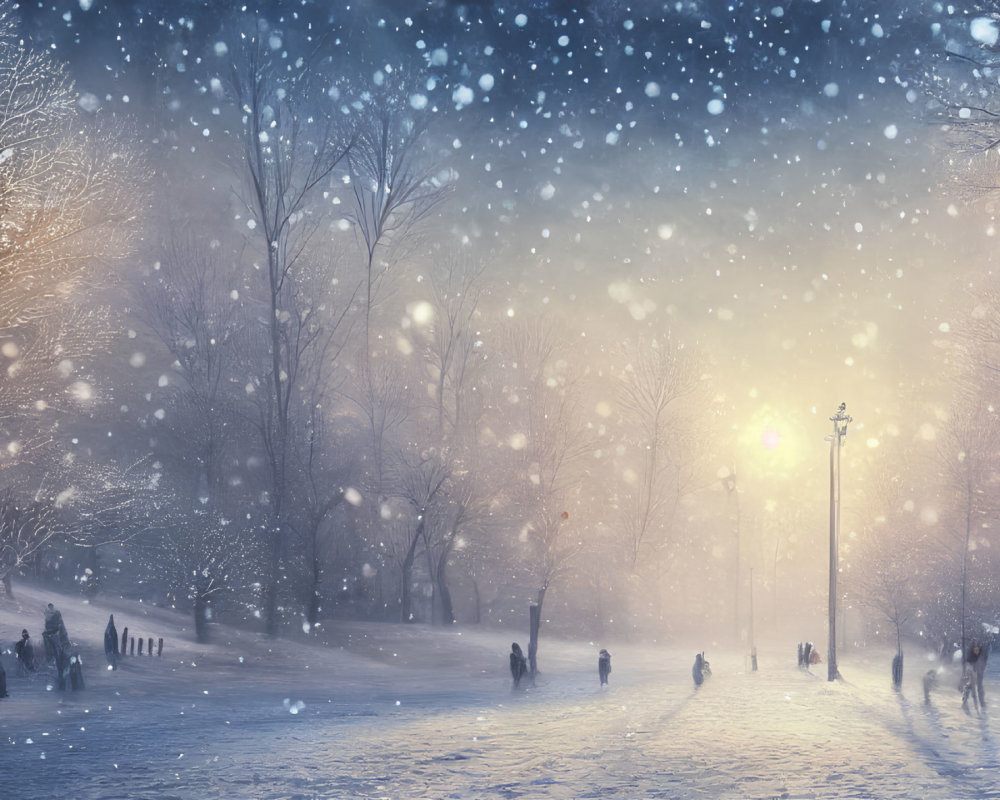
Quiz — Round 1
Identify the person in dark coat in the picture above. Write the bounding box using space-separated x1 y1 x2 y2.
15 629 34 674
104 614 118 670
598 649 612 686
964 641 988 711
43 602 70 662
510 642 528 689
68 653 84 691
923 669 939 703
693 652 711 686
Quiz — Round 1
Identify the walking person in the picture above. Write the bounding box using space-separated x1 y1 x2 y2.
964 640 988 712
509 643 528 689
693 652 708 687
14 629 34 675
43 602 70 663
598 649 612 686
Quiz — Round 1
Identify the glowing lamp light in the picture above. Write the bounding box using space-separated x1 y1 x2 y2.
761 427 781 450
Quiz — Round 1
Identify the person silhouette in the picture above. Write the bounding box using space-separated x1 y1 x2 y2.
598 649 612 686
104 615 119 670
509 643 528 689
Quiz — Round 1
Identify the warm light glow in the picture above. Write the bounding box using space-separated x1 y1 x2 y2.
736 405 808 480
761 427 781 450
407 300 434 326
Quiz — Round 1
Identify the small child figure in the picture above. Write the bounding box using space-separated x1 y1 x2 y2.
598 649 611 686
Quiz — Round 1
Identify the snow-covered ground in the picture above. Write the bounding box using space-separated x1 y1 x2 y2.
1 585 997 799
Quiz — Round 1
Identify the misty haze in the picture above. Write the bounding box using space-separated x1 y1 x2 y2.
1 1 999 798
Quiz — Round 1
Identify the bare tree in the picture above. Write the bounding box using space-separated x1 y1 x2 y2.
391 243 492 624
152 509 253 643
0 485 61 597
138 231 249 502
347 91 449 359
225 21 354 633
614 336 700 571
422 472 493 625
388 448 451 623
422 246 489 440
1 455 167 598
908 8 1000 200
852 462 923 680
934 392 1000 655
343 92 450 575
287 380 357 632
489 317 593 674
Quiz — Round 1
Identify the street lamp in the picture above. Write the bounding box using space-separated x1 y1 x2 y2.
826 402 851 682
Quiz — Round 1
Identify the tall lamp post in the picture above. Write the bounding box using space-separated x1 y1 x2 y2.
827 403 851 682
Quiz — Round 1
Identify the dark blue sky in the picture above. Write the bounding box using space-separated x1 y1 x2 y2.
14 0 1000 496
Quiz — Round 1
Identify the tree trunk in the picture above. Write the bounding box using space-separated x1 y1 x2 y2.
436 547 455 625
400 520 423 623
306 538 322 630
471 579 481 624
528 585 547 677
263 520 282 635
2 572 12 599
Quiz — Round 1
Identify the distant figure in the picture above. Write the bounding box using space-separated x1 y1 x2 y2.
598 649 612 686
509 643 528 689
960 664 979 713
801 642 814 669
43 602 70 663
809 648 822 665
104 615 118 670
965 641 988 711
55 647 70 691
0 658 7 698
693 652 710 687
68 653 84 691
923 669 938 703
15 629 34 675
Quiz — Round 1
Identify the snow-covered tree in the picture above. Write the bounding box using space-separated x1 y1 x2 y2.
0 484 61 596
0 6 146 460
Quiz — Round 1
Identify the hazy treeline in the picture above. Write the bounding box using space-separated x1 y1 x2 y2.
0 2 998 658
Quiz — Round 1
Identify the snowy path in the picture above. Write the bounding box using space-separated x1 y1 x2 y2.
2 645 997 799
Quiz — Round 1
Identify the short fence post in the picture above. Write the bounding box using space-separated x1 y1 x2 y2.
147 637 153 656
121 627 128 657
137 638 143 656
129 637 135 656
157 638 163 657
